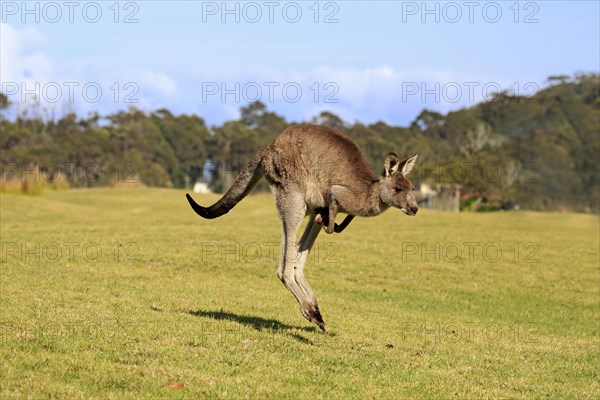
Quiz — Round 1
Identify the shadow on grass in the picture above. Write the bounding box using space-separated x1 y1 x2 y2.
185 309 327 345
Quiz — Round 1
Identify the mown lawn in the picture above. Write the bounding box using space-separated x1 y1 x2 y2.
1 188 598 399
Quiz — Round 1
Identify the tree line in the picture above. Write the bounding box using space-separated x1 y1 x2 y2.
1 73 598 212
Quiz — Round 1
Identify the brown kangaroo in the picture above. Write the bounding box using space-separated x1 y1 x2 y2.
186 124 418 331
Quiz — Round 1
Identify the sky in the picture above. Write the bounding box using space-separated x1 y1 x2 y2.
1 0 599 126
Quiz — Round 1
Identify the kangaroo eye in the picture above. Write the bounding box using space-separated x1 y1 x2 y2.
395 188 403 193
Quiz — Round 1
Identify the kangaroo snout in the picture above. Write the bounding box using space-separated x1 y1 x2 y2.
401 205 418 216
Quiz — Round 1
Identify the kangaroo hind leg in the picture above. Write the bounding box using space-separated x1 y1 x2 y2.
275 191 325 331
295 215 324 330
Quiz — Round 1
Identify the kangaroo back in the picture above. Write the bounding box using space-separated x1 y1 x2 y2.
186 150 264 219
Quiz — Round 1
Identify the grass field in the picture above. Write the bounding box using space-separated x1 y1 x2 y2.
1 187 599 399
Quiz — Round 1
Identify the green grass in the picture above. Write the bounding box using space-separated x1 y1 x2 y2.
1 188 599 399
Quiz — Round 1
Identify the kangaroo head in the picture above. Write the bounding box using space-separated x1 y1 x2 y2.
379 153 419 216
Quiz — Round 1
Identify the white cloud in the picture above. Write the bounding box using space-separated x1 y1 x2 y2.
1 23 55 90
217 65 545 125
0 23 179 118
138 71 178 99
190 64 546 125
0 24 544 126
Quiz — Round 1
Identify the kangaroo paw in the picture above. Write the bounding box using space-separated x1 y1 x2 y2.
314 208 329 227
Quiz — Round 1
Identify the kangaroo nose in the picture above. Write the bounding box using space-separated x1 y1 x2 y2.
411 206 418 215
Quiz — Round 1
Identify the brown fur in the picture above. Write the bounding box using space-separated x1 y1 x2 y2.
186 124 419 330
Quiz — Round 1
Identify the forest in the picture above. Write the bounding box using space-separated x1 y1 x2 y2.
1 73 598 212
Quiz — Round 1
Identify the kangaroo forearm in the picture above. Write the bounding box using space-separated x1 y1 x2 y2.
325 203 338 234
334 215 354 233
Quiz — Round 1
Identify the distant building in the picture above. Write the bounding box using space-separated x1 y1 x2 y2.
193 182 211 194
416 182 461 212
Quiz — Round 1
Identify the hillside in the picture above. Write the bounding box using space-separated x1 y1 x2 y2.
1 73 598 211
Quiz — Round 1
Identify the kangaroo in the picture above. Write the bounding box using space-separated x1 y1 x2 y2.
186 124 418 331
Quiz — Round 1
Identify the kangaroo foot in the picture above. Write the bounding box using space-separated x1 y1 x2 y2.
301 303 326 332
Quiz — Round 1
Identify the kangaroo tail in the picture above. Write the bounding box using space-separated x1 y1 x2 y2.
186 151 264 219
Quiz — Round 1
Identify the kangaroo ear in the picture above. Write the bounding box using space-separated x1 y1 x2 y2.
399 153 418 176
383 153 400 177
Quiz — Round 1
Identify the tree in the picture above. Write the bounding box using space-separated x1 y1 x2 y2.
0 92 9 111
313 111 345 130
410 109 444 132
240 101 267 128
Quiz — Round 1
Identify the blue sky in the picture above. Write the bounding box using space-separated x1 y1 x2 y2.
1 1 599 126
